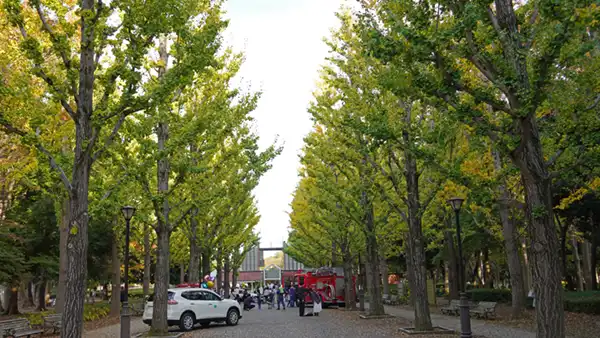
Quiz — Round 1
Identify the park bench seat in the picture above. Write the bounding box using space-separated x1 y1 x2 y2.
42 313 61 334
441 299 460 316
0 318 43 338
469 301 497 319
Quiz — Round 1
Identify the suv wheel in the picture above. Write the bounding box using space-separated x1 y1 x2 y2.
179 311 195 331
226 308 239 326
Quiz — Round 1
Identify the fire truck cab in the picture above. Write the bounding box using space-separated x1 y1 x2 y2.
290 267 356 307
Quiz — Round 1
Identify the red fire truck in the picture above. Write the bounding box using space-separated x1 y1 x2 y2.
289 267 356 307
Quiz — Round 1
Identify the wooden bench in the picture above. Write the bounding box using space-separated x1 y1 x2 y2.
469 301 497 319
0 318 43 338
441 299 460 316
42 313 61 334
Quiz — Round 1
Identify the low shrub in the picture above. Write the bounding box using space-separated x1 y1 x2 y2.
563 297 600 315
466 288 512 303
83 303 110 321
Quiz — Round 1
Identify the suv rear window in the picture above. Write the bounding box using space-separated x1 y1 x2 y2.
147 291 174 302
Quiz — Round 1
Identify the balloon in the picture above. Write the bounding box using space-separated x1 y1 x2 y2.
207 281 214 288
204 275 210 281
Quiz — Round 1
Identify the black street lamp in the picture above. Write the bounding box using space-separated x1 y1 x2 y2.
447 197 472 338
121 206 136 338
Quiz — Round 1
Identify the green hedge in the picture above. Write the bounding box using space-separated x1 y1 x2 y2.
564 297 600 315
464 289 600 315
466 288 512 303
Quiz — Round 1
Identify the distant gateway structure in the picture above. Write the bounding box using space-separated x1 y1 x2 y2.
238 242 306 284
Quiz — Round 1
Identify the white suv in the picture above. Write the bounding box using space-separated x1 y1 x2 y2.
142 288 242 331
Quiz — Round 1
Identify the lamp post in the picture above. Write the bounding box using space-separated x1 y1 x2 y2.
121 206 136 338
447 197 472 338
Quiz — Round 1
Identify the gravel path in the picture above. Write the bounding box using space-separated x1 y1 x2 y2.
186 307 414 338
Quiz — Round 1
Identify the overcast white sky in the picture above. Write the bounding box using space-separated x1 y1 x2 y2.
222 0 346 249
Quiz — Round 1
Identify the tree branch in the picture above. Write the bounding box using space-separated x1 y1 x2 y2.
0 116 73 192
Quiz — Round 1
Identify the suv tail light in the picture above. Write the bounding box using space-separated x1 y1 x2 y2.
168 300 178 305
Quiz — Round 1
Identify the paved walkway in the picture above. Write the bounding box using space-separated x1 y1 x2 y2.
86 317 148 338
367 303 536 338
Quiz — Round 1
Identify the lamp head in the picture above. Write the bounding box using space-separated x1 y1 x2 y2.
121 205 136 221
447 197 464 212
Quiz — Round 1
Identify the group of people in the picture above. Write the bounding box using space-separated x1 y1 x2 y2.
257 283 296 310
229 282 322 317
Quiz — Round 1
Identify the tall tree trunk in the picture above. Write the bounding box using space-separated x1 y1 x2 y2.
381 256 390 296
180 262 185 284
26 281 35 308
358 255 365 312
556 215 568 278
444 229 459 299
224 258 231 298
56 198 69 313
36 280 47 311
572 228 585 291
216 247 223 292
591 234 598 290
492 150 526 317
363 199 385 316
152 226 170 334
61 0 97 333
151 37 172 335
401 109 432 330
343 248 357 310
232 266 238 290
7 285 19 315
110 230 121 317
188 213 200 283
510 115 564 338
63 148 92 338
201 251 211 280
143 223 151 298
582 239 593 290
522 240 532 291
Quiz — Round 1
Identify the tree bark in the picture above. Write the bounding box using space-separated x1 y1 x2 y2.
401 106 432 330
143 223 151 298
510 115 564 337
381 255 390 296
343 249 357 310
556 215 569 278
188 213 200 283
180 262 185 284
60 1 97 335
151 37 172 335
358 255 365 312
110 230 121 317
591 234 598 290
444 229 460 299
572 228 585 291
216 247 223 291
492 150 525 318
7 286 19 315
152 226 170 334
223 258 231 298
56 197 69 313
582 239 593 290
201 251 211 280
26 281 35 308
363 198 385 316
232 266 238 290
36 280 47 311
